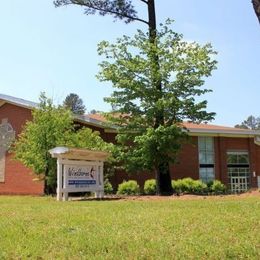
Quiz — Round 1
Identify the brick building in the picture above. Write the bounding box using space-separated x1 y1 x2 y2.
0 93 260 195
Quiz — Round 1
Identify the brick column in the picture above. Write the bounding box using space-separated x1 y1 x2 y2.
248 138 257 188
218 137 228 186
214 137 221 181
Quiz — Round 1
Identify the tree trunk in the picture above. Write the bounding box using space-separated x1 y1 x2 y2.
155 162 173 195
148 0 173 195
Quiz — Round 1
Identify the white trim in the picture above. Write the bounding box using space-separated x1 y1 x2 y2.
60 159 103 166
227 151 249 155
189 128 259 136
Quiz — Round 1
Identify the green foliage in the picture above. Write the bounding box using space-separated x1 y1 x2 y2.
191 180 208 194
172 178 226 195
14 93 112 194
64 127 113 151
209 180 226 194
104 179 113 194
119 125 188 173
14 93 73 193
144 179 156 195
97 21 217 174
172 179 182 194
117 180 140 195
172 178 207 194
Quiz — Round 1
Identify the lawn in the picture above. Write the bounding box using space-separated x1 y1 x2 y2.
0 196 259 259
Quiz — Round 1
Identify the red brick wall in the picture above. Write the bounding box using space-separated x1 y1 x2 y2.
0 153 44 195
214 137 258 188
108 136 260 190
170 137 199 180
1 101 259 193
0 103 44 195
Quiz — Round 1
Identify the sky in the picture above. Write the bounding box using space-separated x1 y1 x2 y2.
0 0 259 127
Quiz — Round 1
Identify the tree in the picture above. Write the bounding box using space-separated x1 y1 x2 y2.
14 93 112 194
97 21 217 194
252 0 260 24
63 93 86 115
235 115 260 130
54 0 179 194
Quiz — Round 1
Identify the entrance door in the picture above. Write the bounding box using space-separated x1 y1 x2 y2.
229 169 250 193
227 152 250 193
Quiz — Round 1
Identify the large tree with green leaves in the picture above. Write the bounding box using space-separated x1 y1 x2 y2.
54 0 216 194
54 0 175 194
14 93 112 194
97 21 217 194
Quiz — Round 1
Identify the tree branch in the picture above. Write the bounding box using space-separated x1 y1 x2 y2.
252 0 260 23
55 0 149 25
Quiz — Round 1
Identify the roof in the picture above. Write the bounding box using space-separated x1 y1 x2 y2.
181 122 258 136
74 114 108 129
1 93 259 137
49 146 109 161
0 93 38 109
87 114 260 137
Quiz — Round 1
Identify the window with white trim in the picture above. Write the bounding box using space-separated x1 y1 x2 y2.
198 137 215 183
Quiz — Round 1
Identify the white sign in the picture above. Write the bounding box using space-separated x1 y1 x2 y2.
59 160 104 200
49 147 109 201
64 164 99 190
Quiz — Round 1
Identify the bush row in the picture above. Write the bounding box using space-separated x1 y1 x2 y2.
172 178 226 195
104 178 227 195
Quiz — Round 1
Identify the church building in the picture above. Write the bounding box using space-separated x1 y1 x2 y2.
1 93 260 194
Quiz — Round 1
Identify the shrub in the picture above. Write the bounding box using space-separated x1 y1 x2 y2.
181 178 196 193
210 180 226 194
117 180 140 195
172 179 183 194
172 178 207 194
191 180 208 194
144 179 157 195
104 179 113 194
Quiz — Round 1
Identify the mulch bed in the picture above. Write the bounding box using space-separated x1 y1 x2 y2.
73 190 260 201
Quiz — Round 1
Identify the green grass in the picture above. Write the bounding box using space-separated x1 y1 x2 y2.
0 196 259 259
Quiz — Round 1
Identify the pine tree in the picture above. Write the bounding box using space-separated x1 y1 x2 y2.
63 93 86 115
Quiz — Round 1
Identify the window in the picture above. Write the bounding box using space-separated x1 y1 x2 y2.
198 137 215 183
227 152 249 165
199 168 214 183
227 151 250 193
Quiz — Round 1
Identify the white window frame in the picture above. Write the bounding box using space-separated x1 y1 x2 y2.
198 137 215 183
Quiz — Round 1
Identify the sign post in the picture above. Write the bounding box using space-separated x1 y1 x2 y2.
49 147 109 201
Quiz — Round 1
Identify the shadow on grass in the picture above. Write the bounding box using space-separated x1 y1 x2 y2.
70 196 123 202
